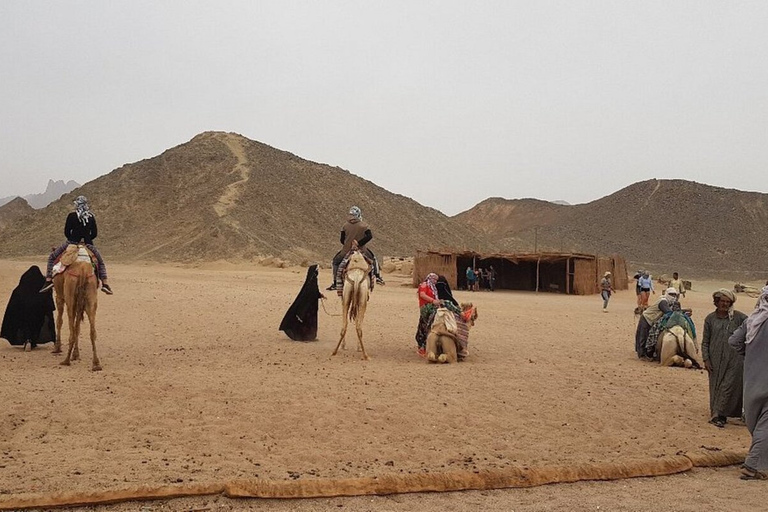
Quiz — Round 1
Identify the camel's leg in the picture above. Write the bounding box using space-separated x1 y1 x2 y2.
53 289 65 354
60 299 77 366
426 332 439 362
87 301 101 371
356 284 369 360
333 298 349 356
441 336 458 363
333 319 348 356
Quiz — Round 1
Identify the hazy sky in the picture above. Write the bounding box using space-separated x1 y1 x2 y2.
1 1 767 215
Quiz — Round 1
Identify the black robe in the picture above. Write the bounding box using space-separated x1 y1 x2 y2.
1 266 56 347
436 276 458 307
279 265 323 341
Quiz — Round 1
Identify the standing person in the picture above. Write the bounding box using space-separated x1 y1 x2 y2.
635 287 678 359
435 275 458 307
728 286 768 480
279 264 326 341
414 273 441 357
638 271 654 309
702 289 748 428
476 268 485 291
488 265 497 292
39 196 113 294
1 266 56 350
465 266 476 292
633 270 643 312
327 206 372 291
669 272 686 298
600 271 614 312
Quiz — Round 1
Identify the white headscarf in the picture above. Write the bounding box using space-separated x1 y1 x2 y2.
348 206 362 220
663 287 679 304
73 195 93 226
745 286 768 344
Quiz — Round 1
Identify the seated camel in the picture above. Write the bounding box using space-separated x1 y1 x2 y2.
426 303 478 364
657 325 701 368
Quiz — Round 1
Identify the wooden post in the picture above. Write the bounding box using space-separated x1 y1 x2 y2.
536 256 541 293
566 257 570 294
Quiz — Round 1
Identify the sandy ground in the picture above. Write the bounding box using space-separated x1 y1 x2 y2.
1 259 765 511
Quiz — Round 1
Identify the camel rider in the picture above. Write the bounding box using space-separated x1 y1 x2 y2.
327 206 384 290
635 287 679 359
39 195 113 295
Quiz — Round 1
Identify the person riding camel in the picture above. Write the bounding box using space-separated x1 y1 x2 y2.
39 195 113 295
327 206 384 291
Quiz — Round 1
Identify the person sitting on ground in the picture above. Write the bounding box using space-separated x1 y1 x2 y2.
414 272 442 357
702 289 747 429
1 266 56 350
327 206 384 290
669 272 687 298
39 195 112 295
635 287 678 359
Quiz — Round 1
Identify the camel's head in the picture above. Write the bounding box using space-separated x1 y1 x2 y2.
460 302 478 327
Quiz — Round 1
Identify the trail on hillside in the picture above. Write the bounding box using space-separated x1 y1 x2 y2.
214 135 251 219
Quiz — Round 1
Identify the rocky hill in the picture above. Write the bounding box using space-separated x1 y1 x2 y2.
0 197 35 232
456 179 768 276
0 132 491 263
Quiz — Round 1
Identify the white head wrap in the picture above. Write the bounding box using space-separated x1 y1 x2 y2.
73 195 93 226
745 286 768 344
663 287 679 304
349 206 362 220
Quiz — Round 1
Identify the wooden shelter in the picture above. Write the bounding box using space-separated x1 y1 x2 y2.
413 250 628 295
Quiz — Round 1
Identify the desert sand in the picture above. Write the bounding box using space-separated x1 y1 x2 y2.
1 259 765 511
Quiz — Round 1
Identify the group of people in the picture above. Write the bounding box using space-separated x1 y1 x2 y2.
701 285 768 480
629 273 768 480
465 265 496 292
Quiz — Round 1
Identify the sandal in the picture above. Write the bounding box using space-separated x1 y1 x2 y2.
740 466 768 480
709 417 726 428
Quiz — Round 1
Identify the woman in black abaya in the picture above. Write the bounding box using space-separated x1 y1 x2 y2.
279 264 325 341
1 266 56 350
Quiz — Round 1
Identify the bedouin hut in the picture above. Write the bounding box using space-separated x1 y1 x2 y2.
413 250 628 295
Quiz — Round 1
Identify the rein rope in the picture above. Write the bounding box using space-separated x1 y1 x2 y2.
320 296 341 317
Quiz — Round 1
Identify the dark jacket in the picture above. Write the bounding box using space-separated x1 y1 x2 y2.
65 212 97 245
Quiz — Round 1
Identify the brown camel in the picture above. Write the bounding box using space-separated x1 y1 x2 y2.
54 260 101 371
332 250 371 360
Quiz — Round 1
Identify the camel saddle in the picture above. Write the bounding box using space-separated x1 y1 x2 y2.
52 244 98 277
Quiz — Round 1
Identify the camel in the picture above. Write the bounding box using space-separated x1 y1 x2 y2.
657 325 701 369
52 250 101 371
332 250 371 360
426 303 478 364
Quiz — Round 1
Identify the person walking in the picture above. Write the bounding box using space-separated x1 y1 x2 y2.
600 271 614 312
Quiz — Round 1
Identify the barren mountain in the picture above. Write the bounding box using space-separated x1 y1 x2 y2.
0 132 490 263
0 179 80 209
0 197 34 232
456 179 768 276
